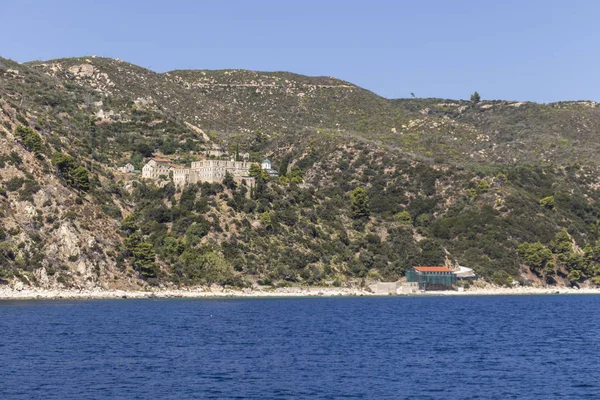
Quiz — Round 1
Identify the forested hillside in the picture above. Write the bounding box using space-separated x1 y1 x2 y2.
1 55 600 289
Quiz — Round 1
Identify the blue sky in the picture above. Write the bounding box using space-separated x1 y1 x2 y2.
2 0 599 102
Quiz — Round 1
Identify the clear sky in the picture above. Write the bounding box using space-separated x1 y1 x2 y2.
2 0 599 102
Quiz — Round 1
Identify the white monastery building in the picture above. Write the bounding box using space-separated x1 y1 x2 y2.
142 157 277 186
141 158 171 179
118 163 135 173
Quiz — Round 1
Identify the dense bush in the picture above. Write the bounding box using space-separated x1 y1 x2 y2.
51 152 90 191
15 125 43 155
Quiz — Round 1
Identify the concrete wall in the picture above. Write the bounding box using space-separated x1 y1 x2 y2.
368 282 398 295
400 282 419 294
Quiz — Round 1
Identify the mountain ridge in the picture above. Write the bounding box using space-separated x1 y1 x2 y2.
2 55 600 291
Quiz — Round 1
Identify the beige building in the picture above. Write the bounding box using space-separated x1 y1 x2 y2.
141 158 171 179
172 160 254 185
143 158 258 186
118 163 135 173
141 151 281 188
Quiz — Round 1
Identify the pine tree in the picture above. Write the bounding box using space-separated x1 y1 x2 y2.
350 187 370 219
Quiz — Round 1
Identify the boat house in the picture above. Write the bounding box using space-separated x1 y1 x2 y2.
406 266 457 291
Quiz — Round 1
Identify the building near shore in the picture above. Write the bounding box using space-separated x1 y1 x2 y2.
454 265 477 280
406 266 457 291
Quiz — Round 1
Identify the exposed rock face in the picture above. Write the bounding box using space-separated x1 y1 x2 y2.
68 63 95 78
65 63 115 92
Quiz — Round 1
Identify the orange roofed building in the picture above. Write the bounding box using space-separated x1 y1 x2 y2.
406 266 457 291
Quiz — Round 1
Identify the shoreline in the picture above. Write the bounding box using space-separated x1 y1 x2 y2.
1 285 600 301
0 286 373 301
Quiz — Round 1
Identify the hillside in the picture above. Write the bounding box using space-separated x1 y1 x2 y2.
1 55 600 290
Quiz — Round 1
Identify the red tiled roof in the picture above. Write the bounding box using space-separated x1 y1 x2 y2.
413 266 454 273
152 157 171 163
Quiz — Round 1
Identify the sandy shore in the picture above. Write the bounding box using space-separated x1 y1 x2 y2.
1 285 600 300
0 286 374 301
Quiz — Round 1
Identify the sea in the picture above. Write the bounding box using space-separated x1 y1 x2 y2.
1 295 599 399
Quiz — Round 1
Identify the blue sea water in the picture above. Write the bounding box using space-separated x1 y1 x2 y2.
1 295 599 399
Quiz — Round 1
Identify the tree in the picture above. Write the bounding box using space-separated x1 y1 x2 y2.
223 171 236 190
15 125 44 155
517 241 552 272
120 214 139 235
69 166 90 191
133 241 158 278
287 165 304 184
89 117 97 149
418 238 445 266
350 187 370 219
470 91 481 103
51 152 76 174
567 269 582 283
249 163 267 180
125 232 158 279
278 156 290 177
51 152 91 191
201 252 234 286
549 229 572 255
260 211 274 232
162 236 184 258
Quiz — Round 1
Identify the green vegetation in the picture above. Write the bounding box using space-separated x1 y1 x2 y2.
350 187 370 220
518 229 600 285
51 152 90 191
2 55 600 289
15 125 43 155
540 196 556 210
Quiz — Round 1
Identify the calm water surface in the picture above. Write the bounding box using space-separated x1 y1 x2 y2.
1 295 599 399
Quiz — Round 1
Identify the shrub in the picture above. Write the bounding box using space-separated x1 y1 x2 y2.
540 196 555 210
19 180 41 202
477 179 491 193
9 151 22 166
394 211 412 225
5 177 25 192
